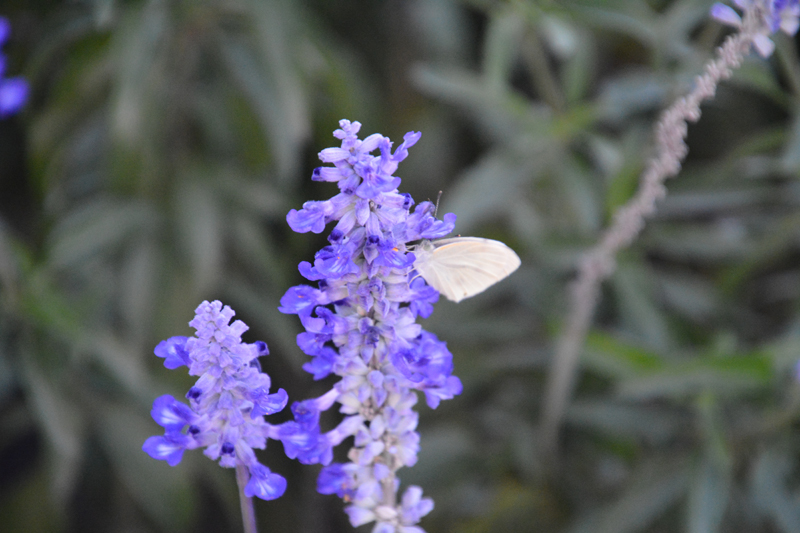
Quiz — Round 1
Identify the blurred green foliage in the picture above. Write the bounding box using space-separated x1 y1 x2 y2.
3 0 800 532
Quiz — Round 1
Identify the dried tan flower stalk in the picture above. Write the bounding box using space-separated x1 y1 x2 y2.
540 1 772 455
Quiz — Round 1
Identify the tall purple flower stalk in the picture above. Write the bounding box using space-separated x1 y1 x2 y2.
143 300 289 502
278 120 463 532
0 17 28 117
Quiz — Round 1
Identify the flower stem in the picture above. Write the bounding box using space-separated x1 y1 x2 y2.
540 2 764 458
236 464 259 533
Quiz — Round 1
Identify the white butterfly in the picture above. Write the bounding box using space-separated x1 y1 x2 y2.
412 237 521 303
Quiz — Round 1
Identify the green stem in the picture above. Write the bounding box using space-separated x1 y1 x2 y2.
236 464 259 533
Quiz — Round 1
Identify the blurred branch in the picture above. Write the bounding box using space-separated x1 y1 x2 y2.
540 2 767 457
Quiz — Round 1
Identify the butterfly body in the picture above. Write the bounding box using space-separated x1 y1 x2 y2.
412 237 521 303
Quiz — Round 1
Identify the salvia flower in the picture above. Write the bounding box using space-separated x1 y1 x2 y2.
0 17 28 118
143 300 289 500
278 120 463 532
711 0 800 57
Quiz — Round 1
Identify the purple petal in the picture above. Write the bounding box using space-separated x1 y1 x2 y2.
250 387 288 418
344 506 376 527
0 18 10 46
150 395 196 429
710 3 742 26
279 285 322 315
154 336 190 369
302 346 336 380
142 434 187 466
0 78 28 118
287 201 331 234
753 34 776 57
317 463 353 497
244 463 287 500
318 147 350 163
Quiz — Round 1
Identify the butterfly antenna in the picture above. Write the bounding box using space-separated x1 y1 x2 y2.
434 190 443 218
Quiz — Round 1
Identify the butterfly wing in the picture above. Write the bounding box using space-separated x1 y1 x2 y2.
415 237 521 303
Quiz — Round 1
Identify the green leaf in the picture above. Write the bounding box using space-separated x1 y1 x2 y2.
119 237 158 343
45 199 156 270
96 400 196 532
567 400 685 444
750 449 800 533
483 8 525 93
244 0 310 183
440 150 543 234
612 260 674 352
0 464 62 532
583 331 666 379
686 456 731 533
616 353 773 400
19 355 84 505
566 457 690 533
175 179 222 292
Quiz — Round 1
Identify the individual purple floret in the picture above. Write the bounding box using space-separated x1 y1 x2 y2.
143 300 289 501
0 16 28 117
277 120 463 532
711 0 800 57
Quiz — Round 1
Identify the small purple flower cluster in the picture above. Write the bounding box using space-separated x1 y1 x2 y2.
277 120 463 532
0 17 27 118
143 300 289 500
711 0 800 57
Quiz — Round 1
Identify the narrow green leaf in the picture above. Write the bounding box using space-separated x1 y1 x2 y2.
567 457 690 533
46 199 156 270
583 331 666 379
687 456 731 533
617 353 772 400
483 8 525 93
19 354 84 505
97 400 195 532
750 449 800 533
176 179 222 293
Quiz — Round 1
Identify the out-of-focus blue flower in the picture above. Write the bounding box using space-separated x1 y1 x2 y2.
711 0 800 57
0 16 28 117
143 300 289 500
278 120 463 531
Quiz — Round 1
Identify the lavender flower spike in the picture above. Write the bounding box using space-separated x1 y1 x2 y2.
278 120 464 532
0 17 28 118
143 300 289 504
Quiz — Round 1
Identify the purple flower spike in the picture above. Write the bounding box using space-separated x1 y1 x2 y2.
277 120 462 531
143 300 288 501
